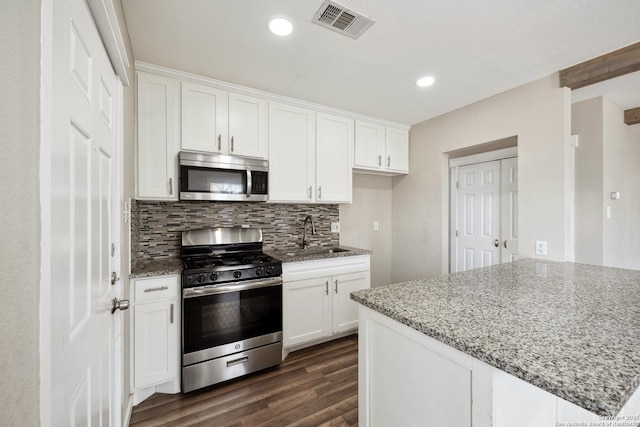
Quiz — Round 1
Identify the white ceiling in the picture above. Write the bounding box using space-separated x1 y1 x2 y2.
121 0 640 126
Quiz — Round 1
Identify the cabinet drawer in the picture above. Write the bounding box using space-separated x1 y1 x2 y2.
134 276 179 303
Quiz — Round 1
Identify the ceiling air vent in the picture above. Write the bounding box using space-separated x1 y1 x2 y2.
312 0 374 39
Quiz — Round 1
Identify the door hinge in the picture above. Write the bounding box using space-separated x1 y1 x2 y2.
456 181 459 189
455 230 459 237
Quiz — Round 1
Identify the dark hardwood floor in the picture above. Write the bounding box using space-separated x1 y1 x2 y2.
129 336 358 427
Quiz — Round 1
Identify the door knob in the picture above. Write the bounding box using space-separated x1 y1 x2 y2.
494 239 499 247
111 298 130 314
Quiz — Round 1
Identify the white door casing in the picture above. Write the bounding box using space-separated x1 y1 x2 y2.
450 148 518 273
41 0 123 424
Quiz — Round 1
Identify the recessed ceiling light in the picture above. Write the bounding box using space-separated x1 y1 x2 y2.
269 17 293 37
416 76 436 87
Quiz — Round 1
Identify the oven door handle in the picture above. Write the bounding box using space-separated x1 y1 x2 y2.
183 277 282 298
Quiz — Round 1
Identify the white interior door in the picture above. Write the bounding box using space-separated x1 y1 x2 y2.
454 161 501 271
43 0 122 424
500 157 519 263
451 154 519 273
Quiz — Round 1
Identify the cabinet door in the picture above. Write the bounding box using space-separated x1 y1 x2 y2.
354 120 385 170
316 113 353 203
283 277 331 347
136 72 179 199
181 82 228 154
228 93 267 159
133 299 178 388
268 102 316 202
332 270 370 334
385 127 409 173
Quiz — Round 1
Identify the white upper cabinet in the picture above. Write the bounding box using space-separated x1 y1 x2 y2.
269 105 353 204
136 71 179 200
385 127 409 173
181 82 228 154
354 120 386 170
228 93 268 159
354 121 409 175
136 64 409 201
316 113 353 203
268 102 316 202
180 82 267 159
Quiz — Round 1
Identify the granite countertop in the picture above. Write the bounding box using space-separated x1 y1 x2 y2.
351 259 640 417
130 245 371 278
266 245 372 263
130 258 182 278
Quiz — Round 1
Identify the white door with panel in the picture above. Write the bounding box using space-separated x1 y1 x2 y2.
332 271 370 334
452 157 518 272
384 127 410 173
316 113 353 203
136 72 179 200
181 82 228 154
283 277 332 347
228 93 267 159
44 0 123 424
500 157 519 263
268 102 316 202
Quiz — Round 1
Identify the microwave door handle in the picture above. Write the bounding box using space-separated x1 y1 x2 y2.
246 168 252 198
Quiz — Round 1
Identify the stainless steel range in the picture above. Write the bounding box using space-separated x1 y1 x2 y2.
181 227 282 393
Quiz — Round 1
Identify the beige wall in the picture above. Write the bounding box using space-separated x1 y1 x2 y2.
340 174 393 287
572 98 604 265
392 73 572 282
602 98 640 269
571 97 640 270
0 0 41 425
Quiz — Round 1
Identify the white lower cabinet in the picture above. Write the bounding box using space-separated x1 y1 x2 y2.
131 275 181 405
283 255 370 348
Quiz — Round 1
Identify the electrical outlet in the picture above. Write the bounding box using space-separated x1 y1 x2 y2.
535 241 547 256
373 221 379 231
331 222 340 233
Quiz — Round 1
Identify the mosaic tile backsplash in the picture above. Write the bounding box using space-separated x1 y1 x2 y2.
131 200 340 261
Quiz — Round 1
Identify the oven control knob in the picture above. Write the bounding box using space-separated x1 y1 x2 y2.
265 266 274 275
255 267 264 277
210 273 219 282
197 274 205 283
233 271 242 279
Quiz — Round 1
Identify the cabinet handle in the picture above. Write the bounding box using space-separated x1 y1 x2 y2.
170 303 174 324
334 279 338 294
144 286 168 293
318 186 322 200
231 136 234 152
217 134 221 151
325 281 329 295
387 156 391 167
308 186 312 200
169 178 173 195
378 155 382 166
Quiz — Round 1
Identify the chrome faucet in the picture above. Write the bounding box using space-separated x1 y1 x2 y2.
301 215 317 249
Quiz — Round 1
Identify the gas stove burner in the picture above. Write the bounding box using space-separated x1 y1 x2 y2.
181 227 282 288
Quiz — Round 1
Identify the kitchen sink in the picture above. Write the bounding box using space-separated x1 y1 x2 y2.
285 247 349 257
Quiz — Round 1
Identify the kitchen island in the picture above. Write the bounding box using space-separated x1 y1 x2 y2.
351 259 640 427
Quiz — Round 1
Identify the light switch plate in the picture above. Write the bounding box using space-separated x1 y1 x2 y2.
331 222 340 233
535 241 547 256
373 221 379 231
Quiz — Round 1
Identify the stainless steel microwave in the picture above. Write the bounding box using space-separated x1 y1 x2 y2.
179 152 268 202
